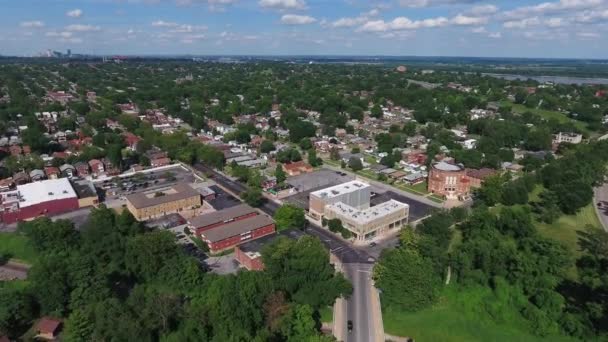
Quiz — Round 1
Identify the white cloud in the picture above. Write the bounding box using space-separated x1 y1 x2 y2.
152 20 179 27
281 14 316 25
451 14 488 25
503 17 541 29
577 31 600 39
503 0 603 20
468 4 498 15
46 31 73 38
169 24 207 33
471 26 487 33
65 24 101 32
399 0 485 8
488 32 502 38
66 9 83 18
545 17 565 27
359 16 450 32
331 8 381 28
259 0 306 10
574 9 608 22
20 21 45 28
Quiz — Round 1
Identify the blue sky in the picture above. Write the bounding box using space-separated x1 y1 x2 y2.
1 0 607 58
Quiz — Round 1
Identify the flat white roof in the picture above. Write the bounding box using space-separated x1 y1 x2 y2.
17 178 77 208
326 199 408 225
310 180 370 200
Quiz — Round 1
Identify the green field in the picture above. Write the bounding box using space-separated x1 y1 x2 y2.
535 204 602 260
318 306 333 323
0 233 37 264
507 102 589 133
383 285 575 342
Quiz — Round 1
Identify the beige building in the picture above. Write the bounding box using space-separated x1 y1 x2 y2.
309 180 371 220
309 180 409 242
325 199 409 242
126 183 201 221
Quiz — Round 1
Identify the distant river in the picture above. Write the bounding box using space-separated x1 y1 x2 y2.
483 73 608 85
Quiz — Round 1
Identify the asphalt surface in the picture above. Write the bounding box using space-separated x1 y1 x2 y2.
371 190 435 222
594 182 608 232
344 263 376 342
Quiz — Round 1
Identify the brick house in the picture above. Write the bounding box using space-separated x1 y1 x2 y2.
282 161 314 177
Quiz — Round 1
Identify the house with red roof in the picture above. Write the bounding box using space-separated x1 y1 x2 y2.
123 132 141 151
282 161 314 177
88 159 105 176
44 167 60 180
35 317 62 340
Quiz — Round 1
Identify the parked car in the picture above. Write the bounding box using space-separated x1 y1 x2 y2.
347 320 353 332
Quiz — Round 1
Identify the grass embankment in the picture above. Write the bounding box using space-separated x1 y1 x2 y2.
318 306 333 323
506 102 589 133
0 232 37 264
383 285 576 342
535 204 602 279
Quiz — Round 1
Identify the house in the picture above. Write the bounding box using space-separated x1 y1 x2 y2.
282 161 314 177
88 159 105 176
0 178 14 192
102 158 120 176
465 168 498 188
123 132 141 151
9 145 22 156
388 170 407 180
44 167 60 179
29 169 45 182
198 187 216 201
74 162 90 177
403 172 426 185
552 132 583 145
35 317 62 340
146 149 171 167
59 164 76 178
13 172 30 185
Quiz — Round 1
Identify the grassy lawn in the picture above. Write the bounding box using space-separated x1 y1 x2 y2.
0 232 37 264
428 195 445 203
318 306 333 323
506 102 589 133
395 181 429 195
535 204 602 262
383 285 575 342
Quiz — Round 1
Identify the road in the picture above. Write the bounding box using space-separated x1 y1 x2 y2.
194 163 383 341
594 182 608 232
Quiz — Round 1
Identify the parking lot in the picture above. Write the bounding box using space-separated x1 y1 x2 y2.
286 169 354 193
371 190 434 222
206 185 242 210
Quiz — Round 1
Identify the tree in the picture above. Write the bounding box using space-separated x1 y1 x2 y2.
275 164 287 185
19 218 79 254
299 138 313 151
308 149 321 167
242 187 264 207
554 180 593 214
260 140 276 154
329 148 340 161
274 205 306 231
262 236 352 309
370 104 383 118
0 288 35 338
348 157 363 172
374 248 440 312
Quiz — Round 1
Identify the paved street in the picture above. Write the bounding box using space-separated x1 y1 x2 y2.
343 263 380 342
594 182 608 232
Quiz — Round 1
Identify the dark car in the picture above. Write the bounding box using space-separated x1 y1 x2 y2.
369 242 377 247
347 320 353 332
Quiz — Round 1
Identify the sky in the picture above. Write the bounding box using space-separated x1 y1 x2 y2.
1 0 607 58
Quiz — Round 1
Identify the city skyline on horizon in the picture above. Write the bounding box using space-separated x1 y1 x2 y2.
1 0 608 58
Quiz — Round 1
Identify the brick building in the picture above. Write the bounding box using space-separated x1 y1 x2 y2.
465 168 498 189
188 204 258 235
235 229 306 270
198 214 275 254
0 178 80 224
428 161 470 200
282 161 314 177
